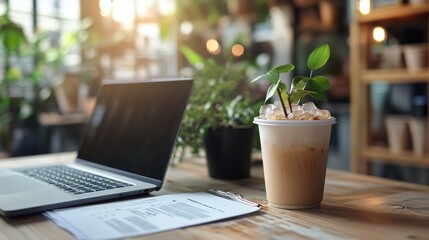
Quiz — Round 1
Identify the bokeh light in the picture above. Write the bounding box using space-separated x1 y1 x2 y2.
231 44 244 57
373 26 386 43
180 21 193 36
206 39 221 55
358 0 371 15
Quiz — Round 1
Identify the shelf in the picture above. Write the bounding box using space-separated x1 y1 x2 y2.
364 146 429 168
358 4 429 23
351 1 429 177
362 69 429 84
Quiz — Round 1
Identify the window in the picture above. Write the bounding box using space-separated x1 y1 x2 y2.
2 0 81 67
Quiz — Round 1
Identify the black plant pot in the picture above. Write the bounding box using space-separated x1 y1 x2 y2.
204 126 254 180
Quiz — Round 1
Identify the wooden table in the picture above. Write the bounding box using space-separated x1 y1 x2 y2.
1 152 428 239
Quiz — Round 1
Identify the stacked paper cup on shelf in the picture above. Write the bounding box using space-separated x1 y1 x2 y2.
408 117 427 157
385 115 427 157
403 43 428 73
385 115 411 154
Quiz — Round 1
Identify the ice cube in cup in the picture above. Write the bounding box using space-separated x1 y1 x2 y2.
302 102 318 112
288 110 309 120
309 109 331 120
268 108 287 120
260 104 275 119
287 103 302 113
259 102 332 121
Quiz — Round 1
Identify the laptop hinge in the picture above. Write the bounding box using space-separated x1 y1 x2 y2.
75 159 162 188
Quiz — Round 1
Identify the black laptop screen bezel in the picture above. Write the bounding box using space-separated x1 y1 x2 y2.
76 78 193 188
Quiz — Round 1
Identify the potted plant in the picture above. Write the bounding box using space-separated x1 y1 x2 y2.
0 9 31 154
252 44 336 209
0 9 89 156
177 45 259 179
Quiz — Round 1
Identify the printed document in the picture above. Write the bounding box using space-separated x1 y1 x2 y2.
45 191 260 239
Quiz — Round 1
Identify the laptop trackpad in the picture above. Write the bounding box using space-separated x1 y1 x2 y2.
0 175 47 195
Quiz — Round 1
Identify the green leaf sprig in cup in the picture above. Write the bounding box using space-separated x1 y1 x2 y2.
252 44 331 120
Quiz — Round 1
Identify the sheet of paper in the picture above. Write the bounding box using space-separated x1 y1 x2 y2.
45 192 260 240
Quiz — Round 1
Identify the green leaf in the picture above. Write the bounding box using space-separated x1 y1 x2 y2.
280 90 289 107
307 44 330 70
265 64 294 84
62 31 79 50
179 45 204 67
307 77 329 101
273 64 295 73
6 67 21 80
290 89 316 104
1 22 28 53
251 74 265 83
1 95 10 111
307 81 322 93
277 82 290 109
311 75 331 91
265 82 278 103
266 69 280 84
291 76 308 92
226 95 242 120
278 82 287 92
309 92 327 101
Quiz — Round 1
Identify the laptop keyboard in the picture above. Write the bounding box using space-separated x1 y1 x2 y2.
18 165 133 195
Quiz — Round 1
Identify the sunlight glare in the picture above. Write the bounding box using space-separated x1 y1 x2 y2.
99 0 112 17
112 0 135 29
159 0 176 16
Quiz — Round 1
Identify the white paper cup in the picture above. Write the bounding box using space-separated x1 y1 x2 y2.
254 117 336 209
404 44 428 72
385 115 410 154
408 117 427 157
380 45 402 69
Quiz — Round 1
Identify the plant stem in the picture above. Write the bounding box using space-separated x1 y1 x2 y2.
276 88 289 117
287 96 293 113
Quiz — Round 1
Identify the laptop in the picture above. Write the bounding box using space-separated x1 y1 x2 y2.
0 78 193 217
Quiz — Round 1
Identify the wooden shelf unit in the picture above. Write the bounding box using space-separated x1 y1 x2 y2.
362 69 429 84
363 146 429 168
358 4 429 23
350 3 429 175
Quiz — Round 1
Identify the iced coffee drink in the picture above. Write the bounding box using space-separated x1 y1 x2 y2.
254 102 335 209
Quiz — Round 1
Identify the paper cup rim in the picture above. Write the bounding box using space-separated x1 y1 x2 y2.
253 117 336 126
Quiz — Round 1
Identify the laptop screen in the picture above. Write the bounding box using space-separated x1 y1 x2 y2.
77 78 193 181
